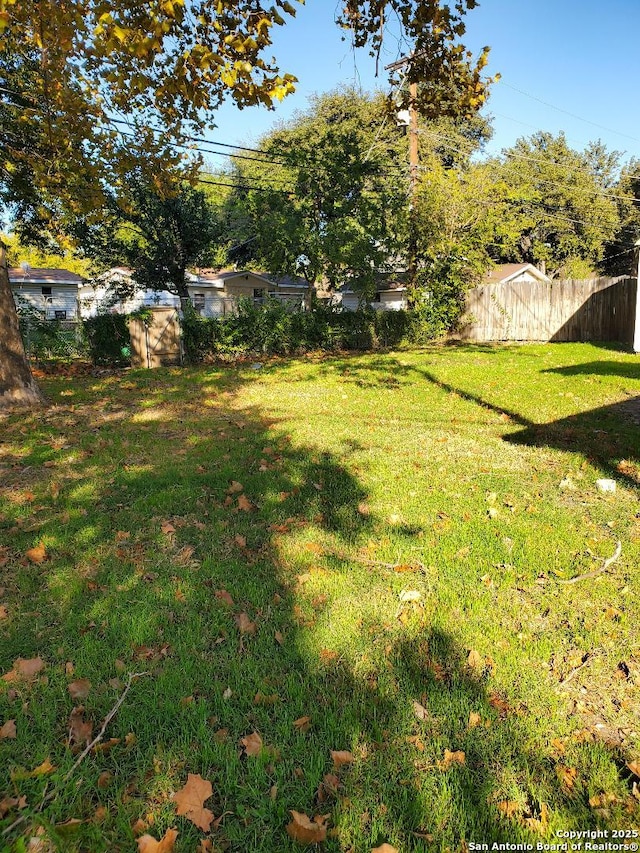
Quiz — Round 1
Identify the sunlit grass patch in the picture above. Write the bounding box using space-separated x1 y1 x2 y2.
1 343 640 850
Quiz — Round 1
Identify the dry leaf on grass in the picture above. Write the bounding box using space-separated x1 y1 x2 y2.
330 750 355 769
437 749 465 770
237 494 254 512
317 773 340 803
627 760 640 778
234 534 247 548
286 811 329 844
293 716 312 733
0 719 17 739
25 542 47 563
0 605 8 620
69 707 93 746
215 589 234 607
241 732 263 757
467 649 483 670
160 522 176 535
137 829 178 852
372 845 400 853
227 481 243 494
11 758 56 780
235 612 257 635
274 630 284 646
68 678 91 700
497 801 520 818
412 700 429 721
0 796 26 817
2 657 45 682
173 774 215 832
556 765 578 789
468 711 482 729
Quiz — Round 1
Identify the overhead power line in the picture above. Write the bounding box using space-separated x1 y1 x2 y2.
498 79 640 145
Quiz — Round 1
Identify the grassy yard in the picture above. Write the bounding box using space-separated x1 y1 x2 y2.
1 342 640 852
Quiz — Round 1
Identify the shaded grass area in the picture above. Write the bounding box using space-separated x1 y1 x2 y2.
1 342 640 851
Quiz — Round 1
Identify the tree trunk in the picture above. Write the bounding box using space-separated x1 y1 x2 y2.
0 243 47 410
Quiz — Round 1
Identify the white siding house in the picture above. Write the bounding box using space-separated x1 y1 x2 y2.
340 282 407 311
10 267 83 320
79 268 310 318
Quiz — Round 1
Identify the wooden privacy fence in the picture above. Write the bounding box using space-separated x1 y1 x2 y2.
459 276 636 344
129 307 182 368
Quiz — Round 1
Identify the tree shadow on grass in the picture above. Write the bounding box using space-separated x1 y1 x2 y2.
0 364 637 851
543 361 640 382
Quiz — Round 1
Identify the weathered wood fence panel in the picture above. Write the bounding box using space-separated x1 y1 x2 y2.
459 277 636 344
129 307 182 368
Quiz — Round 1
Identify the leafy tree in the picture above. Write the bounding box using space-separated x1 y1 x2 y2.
600 159 640 277
221 90 411 299
485 132 620 278
0 0 492 408
74 175 221 302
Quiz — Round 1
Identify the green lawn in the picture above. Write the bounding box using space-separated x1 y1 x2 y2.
1 343 640 852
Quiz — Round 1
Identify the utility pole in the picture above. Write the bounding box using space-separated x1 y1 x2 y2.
386 56 420 293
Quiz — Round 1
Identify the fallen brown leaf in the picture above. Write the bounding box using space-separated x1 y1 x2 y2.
235 612 257 635
237 494 254 512
412 700 429 721
173 773 215 832
241 732 263 757
69 707 93 746
97 771 112 789
628 760 640 778
137 829 178 852
467 649 483 670
468 711 482 730
68 678 91 700
293 715 312 733
286 810 329 844
26 542 47 563
0 605 8 620
497 800 520 818
0 796 26 817
215 589 234 606
160 522 176 535
317 773 340 803
0 719 16 739
274 630 284 646
2 657 45 682
437 749 465 770
556 765 578 790
227 481 243 494
372 845 399 853
331 750 355 769
234 534 247 548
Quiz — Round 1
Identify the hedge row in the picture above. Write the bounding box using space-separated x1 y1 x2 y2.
18 299 452 367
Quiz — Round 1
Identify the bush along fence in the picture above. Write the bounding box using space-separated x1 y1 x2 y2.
180 298 447 363
16 297 453 367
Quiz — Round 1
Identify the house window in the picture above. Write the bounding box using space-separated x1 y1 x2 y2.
41 286 52 296
54 310 67 320
253 288 265 303
192 293 205 314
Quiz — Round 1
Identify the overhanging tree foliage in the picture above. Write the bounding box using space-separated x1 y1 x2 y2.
74 175 221 302
0 0 492 408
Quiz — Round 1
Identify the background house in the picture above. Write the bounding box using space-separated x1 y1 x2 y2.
482 263 551 286
340 279 408 311
10 267 83 320
80 268 311 318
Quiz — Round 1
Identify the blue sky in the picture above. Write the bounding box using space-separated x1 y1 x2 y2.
203 0 640 170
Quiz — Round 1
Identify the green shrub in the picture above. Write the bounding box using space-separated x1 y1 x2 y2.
83 314 131 366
